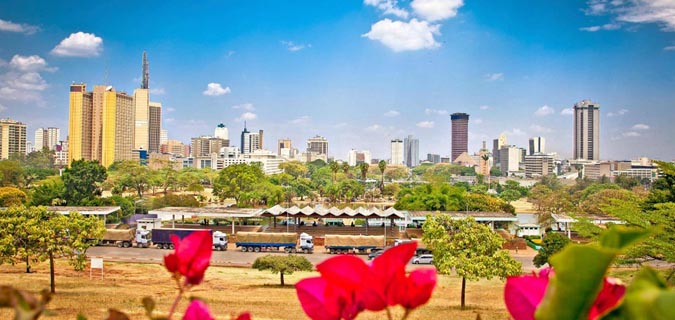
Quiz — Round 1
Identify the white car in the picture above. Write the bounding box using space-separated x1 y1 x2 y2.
412 254 433 264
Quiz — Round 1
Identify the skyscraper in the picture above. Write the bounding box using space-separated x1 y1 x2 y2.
573 100 600 160
529 137 545 155
68 83 92 164
215 123 229 141
492 132 507 165
240 124 263 154
390 139 403 165
307 135 328 155
451 113 469 161
34 127 60 150
101 87 134 167
0 119 26 159
133 88 149 150
149 102 162 153
160 129 168 145
278 138 292 156
404 135 419 168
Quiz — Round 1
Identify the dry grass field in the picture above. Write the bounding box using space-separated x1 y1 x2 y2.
0 259 510 320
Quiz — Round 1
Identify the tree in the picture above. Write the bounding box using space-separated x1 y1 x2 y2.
359 162 369 180
395 183 465 211
29 176 65 206
252 255 313 285
329 161 340 183
0 160 25 187
0 187 27 206
279 161 308 178
533 232 571 267
62 160 107 205
213 164 265 206
113 160 151 197
499 189 522 204
378 160 387 192
341 162 350 178
422 216 521 309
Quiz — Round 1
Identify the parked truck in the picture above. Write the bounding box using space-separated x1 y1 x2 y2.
324 235 384 254
100 228 151 248
235 232 314 254
151 228 228 251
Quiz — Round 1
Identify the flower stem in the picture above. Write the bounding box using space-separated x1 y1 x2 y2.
401 308 411 320
167 278 185 319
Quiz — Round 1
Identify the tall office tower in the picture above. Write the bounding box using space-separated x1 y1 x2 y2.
160 129 168 145
149 102 161 153
529 137 545 155
404 135 419 168
574 100 600 160
141 51 149 89
278 138 292 156
492 132 507 165
101 87 134 167
133 88 149 150
34 129 44 150
0 119 27 159
427 153 441 164
347 149 371 166
240 125 262 154
215 123 229 141
35 127 61 150
499 145 520 175
91 85 105 162
390 139 404 165
191 136 226 157
240 125 250 154
450 113 469 162
26 141 34 154
68 83 93 164
307 135 328 155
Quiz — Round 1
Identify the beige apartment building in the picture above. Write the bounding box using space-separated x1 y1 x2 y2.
0 119 27 159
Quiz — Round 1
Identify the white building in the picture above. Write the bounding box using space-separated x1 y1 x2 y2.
499 145 521 175
347 149 372 166
160 129 168 145
529 137 545 155
524 154 555 178
34 127 60 151
391 139 404 165
214 123 229 140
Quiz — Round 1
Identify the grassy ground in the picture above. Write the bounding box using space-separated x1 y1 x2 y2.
0 259 509 320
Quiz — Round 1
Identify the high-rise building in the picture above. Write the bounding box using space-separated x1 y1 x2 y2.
149 102 161 153
191 136 226 157
0 119 26 159
160 129 168 145
68 84 93 164
525 154 554 178
478 141 491 176
574 100 600 160
499 145 520 175
307 135 328 155
35 127 60 151
426 153 441 164
278 138 292 156
101 87 135 167
141 51 149 89
529 137 545 155
391 139 404 165
492 132 507 165
450 113 469 161
133 88 149 150
240 124 262 154
161 140 190 158
404 135 419 168
215 124 229 141
26 141 35 154
347 149 371 166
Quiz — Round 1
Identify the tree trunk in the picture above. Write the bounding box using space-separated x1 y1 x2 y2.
50 251 55 293
25 255 31 273
280 272 285 286
461 276 466 310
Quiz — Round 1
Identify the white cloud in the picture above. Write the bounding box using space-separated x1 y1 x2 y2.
232 103 255 111
384 110 400 117
631 123 650 130
485 73 504 81
364 0 409 18
425 108 448 116
203 83 231 96
584 0 675 31
506 128 526 136
6 72 48 91
534 105 555 116
580 23 621 32
226 50 236 57
607 108 628 117
236 112 257 122
150 87 165 95
560 108 574 116
529 124 553 133
9 55 56 72
51 32 103 57
664 45 675 51
479 105 490 110
0 19 39 34
290 115 311 124
472 118 483 124
366 124 383 132
416 121 435 128
363 18 440 52
411 0 464 22
622 131 640 137
281 41 311 52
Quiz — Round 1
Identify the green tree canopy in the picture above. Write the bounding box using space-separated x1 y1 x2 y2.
252 255 313 285
28 176 65 206
62 160 107 205
279 161 309 178
395 183 465 211
0 160 25 187
422 216 521 309
533 232 571 267
213 164 265 206
0 187 27 207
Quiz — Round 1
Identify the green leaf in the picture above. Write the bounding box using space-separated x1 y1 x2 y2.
535 245 617 320
606 268 675 320
599 226 649 250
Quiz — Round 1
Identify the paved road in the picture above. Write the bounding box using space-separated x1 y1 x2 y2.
87 244 538 271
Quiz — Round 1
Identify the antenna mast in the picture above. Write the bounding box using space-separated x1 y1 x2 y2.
141 51 149 89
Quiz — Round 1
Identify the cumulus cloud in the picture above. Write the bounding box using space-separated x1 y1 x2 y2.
281 40 311 52
232 103 254 111
364 0 409 18
51 32 103 57
584 0 675 32
411 0 464 22
9 55 56 72
290 115 311 124
150 87 165 95
236 112 257 122
363 18 440 52
6 72 48 91
384 110 400 117
580 23 621 32
529 124 553 133
203 83 231 96
623 131 640 137
479 105 490 110
664 45 675 51
485 73 504 81
607 108 628 117
560 108 574 116
416 121 435 128
0 18 39 34
631 123 650 130
534 105 555 116
425 108 448 116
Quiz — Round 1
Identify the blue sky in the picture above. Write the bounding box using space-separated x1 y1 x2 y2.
1 0 674 161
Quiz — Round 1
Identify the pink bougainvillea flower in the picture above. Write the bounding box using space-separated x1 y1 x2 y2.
183 299 214 320
164 230 213 286
234 312 252 320
504 268 625 320
296 276 361 320
394 268 438 310
367 242 419 310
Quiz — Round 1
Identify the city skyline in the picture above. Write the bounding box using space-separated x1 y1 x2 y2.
1 1 675 161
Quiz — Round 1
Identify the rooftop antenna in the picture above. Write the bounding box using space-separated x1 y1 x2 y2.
141 51 149 89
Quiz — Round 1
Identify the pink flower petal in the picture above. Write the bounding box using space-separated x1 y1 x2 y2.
504 273 549 320
589 277 626 320
296 277 339 320
316 255 370 290
183 300 214 320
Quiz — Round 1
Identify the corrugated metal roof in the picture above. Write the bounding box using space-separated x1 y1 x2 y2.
261 206 406 219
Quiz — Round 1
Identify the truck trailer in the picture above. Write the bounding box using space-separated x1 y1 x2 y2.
151 228 228 251
100 228 151 248
324 235 384 254
235 232 314 253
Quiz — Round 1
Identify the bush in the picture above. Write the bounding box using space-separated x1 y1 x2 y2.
252 255 313 286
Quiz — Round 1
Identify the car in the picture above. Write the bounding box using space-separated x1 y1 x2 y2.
368 249 384 260
412 254 433 264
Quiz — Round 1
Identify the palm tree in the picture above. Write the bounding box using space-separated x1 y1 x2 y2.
359 162 369 180
329 161 339 182
378 160 387 192
342 162 350 178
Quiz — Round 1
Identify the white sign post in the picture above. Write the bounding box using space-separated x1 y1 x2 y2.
90 258 103 279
